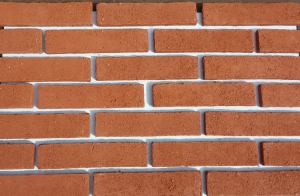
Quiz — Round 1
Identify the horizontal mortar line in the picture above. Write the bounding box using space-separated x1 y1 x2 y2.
0 106 300 113
1 166 300 175
1 136 300 144
2 52 299 57
3 25 297 30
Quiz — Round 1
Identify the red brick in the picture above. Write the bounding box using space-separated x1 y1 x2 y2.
257 30 300 53
38 142 147 168
259 84 300 107
0 29 42 53
45 30 148 54
152 142 257 166
96 3 196 26
38 84 144 108
0 113 89 139
96 112 200 136
0 84 34 108
202 3 300 26
203 56 300 80
154 30 254 52
0 58 90 82
0 144 35 169
0 174 89 196
153 83 255 106
207 171 300 195
94 172 201 196
0 2 92 26
205 112 300 136
261 142 300 166
96 56 198 80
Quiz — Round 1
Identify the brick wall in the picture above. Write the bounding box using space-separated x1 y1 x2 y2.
0 2 300 195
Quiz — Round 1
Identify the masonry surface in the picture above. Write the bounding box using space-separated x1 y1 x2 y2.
0 2 300 196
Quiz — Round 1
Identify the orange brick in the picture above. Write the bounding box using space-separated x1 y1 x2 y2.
0 84 34 108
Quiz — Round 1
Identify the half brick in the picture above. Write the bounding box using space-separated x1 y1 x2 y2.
152 142 258 166
38 142 147 168
205 112 300 136
203 56 300 80
0 29 42 53
96 3 197 26
0 144 35 169
96 56 198 80
259 84 300 107
202 3 300 26
94 172 201 196
95 112 200 136
45 30 148 53
0 84 34 108
0 174 89 196
154 30 254 52
0 58 91 82
0 2 92 26
153 82 255 106
261 142 300 166
0 113 90 139
207 171 300 195
38 84 144 108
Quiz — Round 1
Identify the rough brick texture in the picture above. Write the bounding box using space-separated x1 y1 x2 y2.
95 112 200 136
45 30 148 53
94 172 201 196
0 58 91 82
261 142 300 166
259 84 300 107
153 83 255 106
0 84 34 108
0 29 42 53
0 174 89 196
0 113 89 139
152 142 257 166
0 144 35 169
202 3 300 26
258 30 300 53
96 56 198 80
207 171 300 195
97 3 197 26
203 56 300 80
38 142 147 168
38 84 144 108
0 2 92 26
154 30 254 52
205 112 300 136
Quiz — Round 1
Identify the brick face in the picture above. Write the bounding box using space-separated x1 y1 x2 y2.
96 56 198 80
94 172 201 196
0 174 89 196
0 144 35 169
259 84 300 107
95 112 200 136
152 142 258 166
205 112 300 136
0 113 90 139
38 142 147 168
38 84 144 108
261 142 300 166
0 2 92 26
207 171 300 195
45 30 148 53
202 3 300 26
0 84 34 108
97 3 197 26
0 58 91 82
154 30 254 52
0 29 42 53
153 83 256 106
